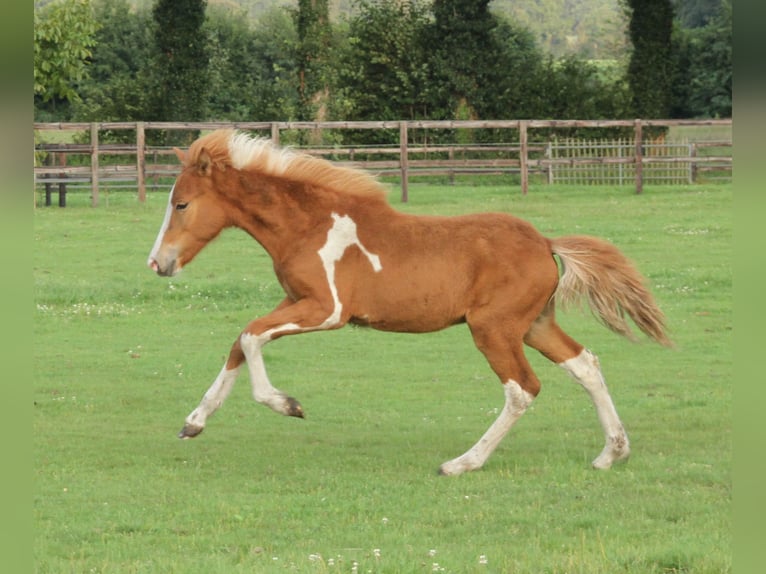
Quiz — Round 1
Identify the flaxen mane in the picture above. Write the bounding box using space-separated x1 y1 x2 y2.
187 129 388 200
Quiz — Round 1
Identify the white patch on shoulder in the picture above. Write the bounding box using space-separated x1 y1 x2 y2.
317 213 383 325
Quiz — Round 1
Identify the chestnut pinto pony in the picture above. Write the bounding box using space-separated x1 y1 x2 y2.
148 129 670 475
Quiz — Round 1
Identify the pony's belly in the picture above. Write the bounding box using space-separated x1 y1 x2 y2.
349 300 466 333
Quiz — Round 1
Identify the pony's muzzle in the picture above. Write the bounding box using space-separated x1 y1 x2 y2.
147 256 179 277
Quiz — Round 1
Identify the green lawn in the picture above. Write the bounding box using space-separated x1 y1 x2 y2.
34 183 731 573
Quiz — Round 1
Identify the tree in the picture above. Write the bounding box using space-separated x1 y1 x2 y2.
70 0 154 126
339 0 432 123
249 8 302 121
294 0 332 122
204 4 261 121
624 0 675 119
428 0 499 119
480 17 545 120
34 0 99 113
204 5 300 121
150 0 209 132
685 0 731 117
669 0 730 118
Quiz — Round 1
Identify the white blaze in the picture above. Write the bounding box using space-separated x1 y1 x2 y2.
147 184 175 267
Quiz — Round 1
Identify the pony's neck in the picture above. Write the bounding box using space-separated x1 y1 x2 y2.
227 173 335 261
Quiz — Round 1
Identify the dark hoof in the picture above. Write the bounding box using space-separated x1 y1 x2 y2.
286 397 305 418
178 424 204 439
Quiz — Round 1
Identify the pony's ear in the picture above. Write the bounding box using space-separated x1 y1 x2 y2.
197 148 214 177
173 147 187 165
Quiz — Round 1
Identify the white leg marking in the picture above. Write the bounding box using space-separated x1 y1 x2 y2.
148 184 175 268
240 330 302 415
193 214 382 422
439 380 534 476
560 348 630 469
317 213 382 325
183 363 241 434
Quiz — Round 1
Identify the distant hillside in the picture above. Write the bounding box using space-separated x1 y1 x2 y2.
126 0 722 60
191 0 629 60
491 0 629 59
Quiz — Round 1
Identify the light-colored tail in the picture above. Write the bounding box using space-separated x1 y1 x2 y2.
551 235 672 346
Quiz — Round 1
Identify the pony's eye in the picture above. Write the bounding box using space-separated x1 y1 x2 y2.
175 202 189 211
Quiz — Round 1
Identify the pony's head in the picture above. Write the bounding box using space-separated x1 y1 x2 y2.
147 130 234 276
148 128 387 277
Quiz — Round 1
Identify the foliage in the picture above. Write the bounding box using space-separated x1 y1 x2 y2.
34 0 731 128
34 0 100 107
670 0 731 118
204 4 263 121
428 0 498 118
149 0 210 143
293 0 332 123
339 0 433 124
205 5 301 122
69 0 154 132
531 57 632 138
624 0 675 121
475 17 547 120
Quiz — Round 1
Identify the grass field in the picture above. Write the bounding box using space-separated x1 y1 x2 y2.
33 183 731 573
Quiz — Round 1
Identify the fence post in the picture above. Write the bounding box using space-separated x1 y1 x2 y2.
634 119 643 195
90 122 100 206
58 152 67 207
271 123 280 145
448 147 455 185
545 142 553 184
44 153 53 206
137 122 146 202
400 121 409 203
689 142 697 184
519 120 528 195
618 138 624 186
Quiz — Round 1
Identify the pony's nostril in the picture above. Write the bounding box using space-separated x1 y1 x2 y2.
148 259 159 272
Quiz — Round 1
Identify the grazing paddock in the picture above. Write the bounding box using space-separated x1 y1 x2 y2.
33 184 731 573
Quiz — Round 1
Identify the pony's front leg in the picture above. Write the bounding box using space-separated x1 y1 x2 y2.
238 298 342 417
179 298 338 437
179 344 245 439
239 331 304 418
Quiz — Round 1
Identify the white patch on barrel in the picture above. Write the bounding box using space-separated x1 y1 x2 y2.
147 184 174 268
317 213 382 326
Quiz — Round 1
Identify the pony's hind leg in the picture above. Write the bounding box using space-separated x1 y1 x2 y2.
524 310 630 469
439 321 541 476
438 377 535 476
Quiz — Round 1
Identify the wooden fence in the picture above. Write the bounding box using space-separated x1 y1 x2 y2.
33 119 732 206
547 137 732 185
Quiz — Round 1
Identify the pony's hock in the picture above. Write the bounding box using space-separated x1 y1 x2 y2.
148 129 671 475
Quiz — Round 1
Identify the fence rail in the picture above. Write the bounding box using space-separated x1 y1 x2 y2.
33 119 732 206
